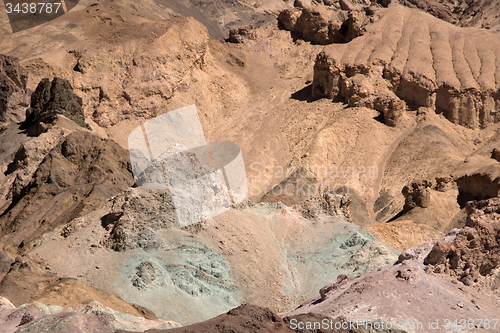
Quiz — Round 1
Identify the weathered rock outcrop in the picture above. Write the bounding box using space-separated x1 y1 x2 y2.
0 131 133 252
13 300 181 332
288 222 499 332
24 77 89 135
68 17 209 128
0 55 30 126
456 166 500 206
278 7 371 45
425 197 500 291
402 179 433 212
309 6 500 129
291 192 351 221
120 303 397 333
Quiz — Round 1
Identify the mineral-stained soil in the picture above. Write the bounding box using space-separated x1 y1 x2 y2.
27 188 399 324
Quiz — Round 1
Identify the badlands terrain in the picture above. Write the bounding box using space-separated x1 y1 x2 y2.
0 0 499 332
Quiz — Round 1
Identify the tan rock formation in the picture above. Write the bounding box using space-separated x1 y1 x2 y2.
278 7 369 45
402 179 433 212
0 55 30 126
310 6 500 129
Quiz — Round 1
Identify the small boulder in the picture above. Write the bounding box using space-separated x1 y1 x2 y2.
435 175 455 192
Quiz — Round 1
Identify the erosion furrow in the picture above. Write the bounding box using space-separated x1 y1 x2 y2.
463 36 482 84
450 31 478 90
389 9 413 75
429 20 459 88
368 9 404 65
404 15 435 85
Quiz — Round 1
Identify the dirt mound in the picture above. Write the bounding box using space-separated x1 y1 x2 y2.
456 165 500 206
0 54 30 126
309 5 500 129
0 130 133 253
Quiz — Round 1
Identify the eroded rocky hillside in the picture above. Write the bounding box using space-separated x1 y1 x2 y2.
0 0 499 332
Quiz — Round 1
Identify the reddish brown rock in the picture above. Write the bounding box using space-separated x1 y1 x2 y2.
425 197 500 290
